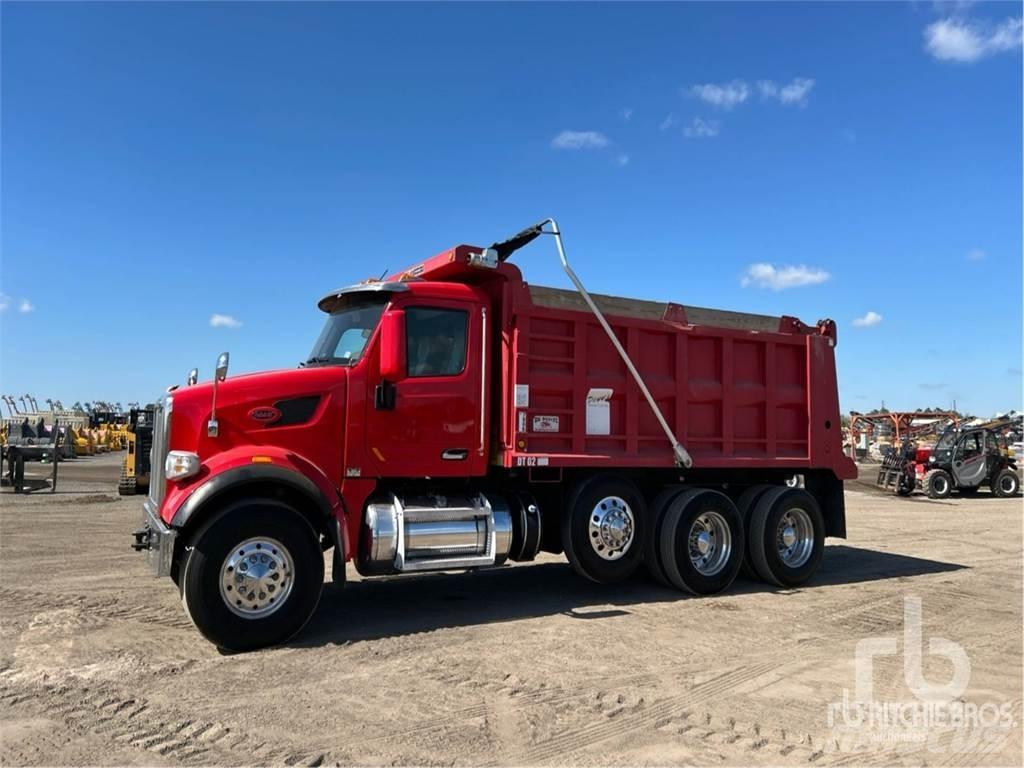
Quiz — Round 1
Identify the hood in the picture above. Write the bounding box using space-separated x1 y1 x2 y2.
166 365 348 458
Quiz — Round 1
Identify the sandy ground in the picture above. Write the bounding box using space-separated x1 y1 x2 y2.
0 454 1021 767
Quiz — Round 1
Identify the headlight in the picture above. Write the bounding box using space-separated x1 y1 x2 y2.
929 455 936 463
165 451 200 480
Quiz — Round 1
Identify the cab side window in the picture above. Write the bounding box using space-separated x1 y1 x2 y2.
406 307 468 377
957 433 982 460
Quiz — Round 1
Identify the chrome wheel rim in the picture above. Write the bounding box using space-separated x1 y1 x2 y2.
777 508 814 568
999 475 1017 494
219 537 295 619
688 510 731 576
588 496 635 561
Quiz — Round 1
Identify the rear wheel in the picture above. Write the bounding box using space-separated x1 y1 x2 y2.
734 484 775 578
659 489 744 595
644 485 687 587
563 476 646 584
991 469 1020 498
748 488 824 588
925 469 953 499
181 499 324 652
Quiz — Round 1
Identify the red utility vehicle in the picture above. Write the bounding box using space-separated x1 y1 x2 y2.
133 220 856 651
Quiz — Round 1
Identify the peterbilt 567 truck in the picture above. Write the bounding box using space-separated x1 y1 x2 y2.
132 220 857 651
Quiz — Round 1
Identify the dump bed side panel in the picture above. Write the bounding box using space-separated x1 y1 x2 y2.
498 282 847 473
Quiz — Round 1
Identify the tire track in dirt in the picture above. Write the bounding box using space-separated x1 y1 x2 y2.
0 586 193 631
653 710 837 763
346 668 661 747
0 673 336 767
510 657 787 764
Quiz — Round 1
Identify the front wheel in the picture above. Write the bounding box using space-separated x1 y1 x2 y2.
991 469 1020 498
181 499 324 652
895 471 916 497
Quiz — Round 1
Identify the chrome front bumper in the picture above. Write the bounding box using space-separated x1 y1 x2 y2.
132 498 177 577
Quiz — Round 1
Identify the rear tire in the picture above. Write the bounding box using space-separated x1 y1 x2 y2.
181 499 324 652
659 489 744 595
748 488 825 588
734 484 775 578
925 469 953 499
644 485 687 587
991 469 1020 498
563 476 646 584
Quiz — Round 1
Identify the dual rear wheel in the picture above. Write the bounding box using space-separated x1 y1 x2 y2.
563 476 825 591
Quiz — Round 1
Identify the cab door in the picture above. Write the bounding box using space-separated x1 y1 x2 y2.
952 431 987 488
365 297 489 478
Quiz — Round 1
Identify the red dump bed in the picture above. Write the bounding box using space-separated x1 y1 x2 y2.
493 269 853 478
387 244 854 479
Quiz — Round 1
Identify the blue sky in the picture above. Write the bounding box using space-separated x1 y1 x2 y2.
2 2 1021 416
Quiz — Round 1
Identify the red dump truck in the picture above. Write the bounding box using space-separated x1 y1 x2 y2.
133 220 856 651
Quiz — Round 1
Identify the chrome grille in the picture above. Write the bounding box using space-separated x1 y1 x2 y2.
148 395 172 508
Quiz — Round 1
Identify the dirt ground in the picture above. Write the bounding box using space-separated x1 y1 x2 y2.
0 454 1021 767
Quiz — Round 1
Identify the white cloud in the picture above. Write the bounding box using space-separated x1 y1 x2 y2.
779 77 815 106
689 80 750 109
852 310 883 328
659 114 676 131
619 107 633 122
758 78 815 106
967 248 986 260
924 16 1023 62
615 153 630 167
210 313 242 328
683 117 720 139
550 130 610 150
1 294 34 313
740 263 831 291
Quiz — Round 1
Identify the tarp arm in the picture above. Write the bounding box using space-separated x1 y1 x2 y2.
530 218 693 468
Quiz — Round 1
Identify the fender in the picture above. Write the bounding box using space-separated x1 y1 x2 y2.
165 445 348 561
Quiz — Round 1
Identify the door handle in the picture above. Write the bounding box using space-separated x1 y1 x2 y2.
442 449 469 461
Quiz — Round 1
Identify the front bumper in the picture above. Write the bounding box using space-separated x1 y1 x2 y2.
132 498 177 577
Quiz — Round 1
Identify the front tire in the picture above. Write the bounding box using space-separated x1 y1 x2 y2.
925 469 953 499
991 469 1020 498
563 476 646 584
895 471 916 497
748 488 824 588
182 499 324 652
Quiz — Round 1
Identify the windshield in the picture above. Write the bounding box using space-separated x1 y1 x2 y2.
934 427 957 452
307 298 387 366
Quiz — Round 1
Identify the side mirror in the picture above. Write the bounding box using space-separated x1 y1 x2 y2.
188 368 198 386
379 311 406 380
215 352 230 382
